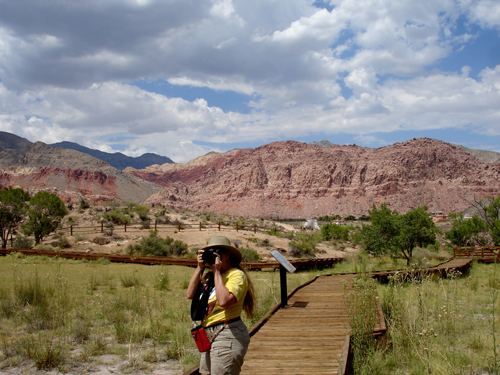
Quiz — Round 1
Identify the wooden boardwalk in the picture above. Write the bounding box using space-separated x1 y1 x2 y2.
242 274 358 375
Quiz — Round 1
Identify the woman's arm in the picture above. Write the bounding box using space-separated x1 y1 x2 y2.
186 251 205 299
212 268 237 308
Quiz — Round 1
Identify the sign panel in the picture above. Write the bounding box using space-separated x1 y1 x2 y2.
270 249 296 273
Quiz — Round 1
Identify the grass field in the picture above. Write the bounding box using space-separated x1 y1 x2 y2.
0 252 498 374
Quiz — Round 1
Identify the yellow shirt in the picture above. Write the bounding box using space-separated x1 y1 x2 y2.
202 268 248 327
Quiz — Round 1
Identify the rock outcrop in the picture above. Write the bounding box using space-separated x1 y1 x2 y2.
135 138 500 218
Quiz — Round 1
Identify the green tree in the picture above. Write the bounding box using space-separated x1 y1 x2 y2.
357 204 439 265
22 192 67 244
0 187 30 248
398 206 440 263
445 213 489 247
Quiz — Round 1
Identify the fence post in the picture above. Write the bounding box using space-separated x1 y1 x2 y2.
199 222 202 231
101 222 104 233
219 222 221 231
155 220 157 231
10 234 13 247
124 223 127 233
254 224 256 233
178 222 181 232
71 225 73 236
236 223 239 232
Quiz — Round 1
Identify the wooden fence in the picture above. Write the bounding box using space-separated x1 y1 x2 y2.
4 220 285 248
453 246 500 262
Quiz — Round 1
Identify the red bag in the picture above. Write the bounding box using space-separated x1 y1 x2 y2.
191 326 211 352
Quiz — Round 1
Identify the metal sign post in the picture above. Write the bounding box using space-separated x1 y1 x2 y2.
270 249 296 308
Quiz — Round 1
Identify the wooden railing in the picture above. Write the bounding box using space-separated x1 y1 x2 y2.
453 246 500 262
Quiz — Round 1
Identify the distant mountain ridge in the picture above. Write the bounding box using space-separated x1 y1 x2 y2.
310 139 500 164
51 141 174 170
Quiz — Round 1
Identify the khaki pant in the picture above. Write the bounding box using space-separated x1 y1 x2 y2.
200 319 250 375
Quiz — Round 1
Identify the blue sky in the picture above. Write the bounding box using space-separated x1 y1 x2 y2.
0 0 499 163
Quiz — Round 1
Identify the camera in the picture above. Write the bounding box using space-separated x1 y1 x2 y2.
202 247 224 264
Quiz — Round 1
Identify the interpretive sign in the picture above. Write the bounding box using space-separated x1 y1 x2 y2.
270 249 296 308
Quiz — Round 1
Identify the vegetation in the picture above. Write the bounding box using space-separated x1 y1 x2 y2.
102 208 132 225
446 196 500 246
321 222 351 241
21 191 67 244
126 231 188 257
0 187 30 248
445 213 489 246
356 204 439 265
289 232 322 258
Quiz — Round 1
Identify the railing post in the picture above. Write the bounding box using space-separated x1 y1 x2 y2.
71 225 73 236
199 222 202 231
254 224 256 233
155 219 157 231
178 222 181 232
236 223 239 232
101 222 104 233
218 222 221 231
124 223 127 232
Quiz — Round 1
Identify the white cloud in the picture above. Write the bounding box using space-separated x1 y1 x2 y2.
0 0 499 162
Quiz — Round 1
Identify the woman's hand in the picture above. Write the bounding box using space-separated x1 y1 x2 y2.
196 250 205 270
209 253 223 273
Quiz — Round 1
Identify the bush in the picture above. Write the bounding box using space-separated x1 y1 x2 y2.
239 247 260 261
102 209 131 225
127 233 188 257
321 223 350 241
133 205 150 221
13 235 34 249
78 198 90 210
289 232 322 258
57 236 71 249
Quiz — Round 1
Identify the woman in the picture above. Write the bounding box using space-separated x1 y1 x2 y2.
187 235 255 375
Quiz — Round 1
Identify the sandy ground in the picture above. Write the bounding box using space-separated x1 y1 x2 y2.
50 211 353 260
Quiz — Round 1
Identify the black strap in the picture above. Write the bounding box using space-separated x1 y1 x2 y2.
190 272 215 321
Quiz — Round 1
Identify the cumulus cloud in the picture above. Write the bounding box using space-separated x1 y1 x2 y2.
0 0 499 162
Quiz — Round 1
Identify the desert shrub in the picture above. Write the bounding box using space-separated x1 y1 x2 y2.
78 197 90 210
13 235 34 249
127 233 188 257
170 239 188 256
102 209 131 225
289 232 322 258
57 236 71 249
133 205 150 221
321 223 350 241
239 247 260 261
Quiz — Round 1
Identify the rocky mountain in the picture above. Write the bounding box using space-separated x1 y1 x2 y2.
128 138 500 218
311 138 500 165
0 131 32 151
0 141 161 204
51 141 175 170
